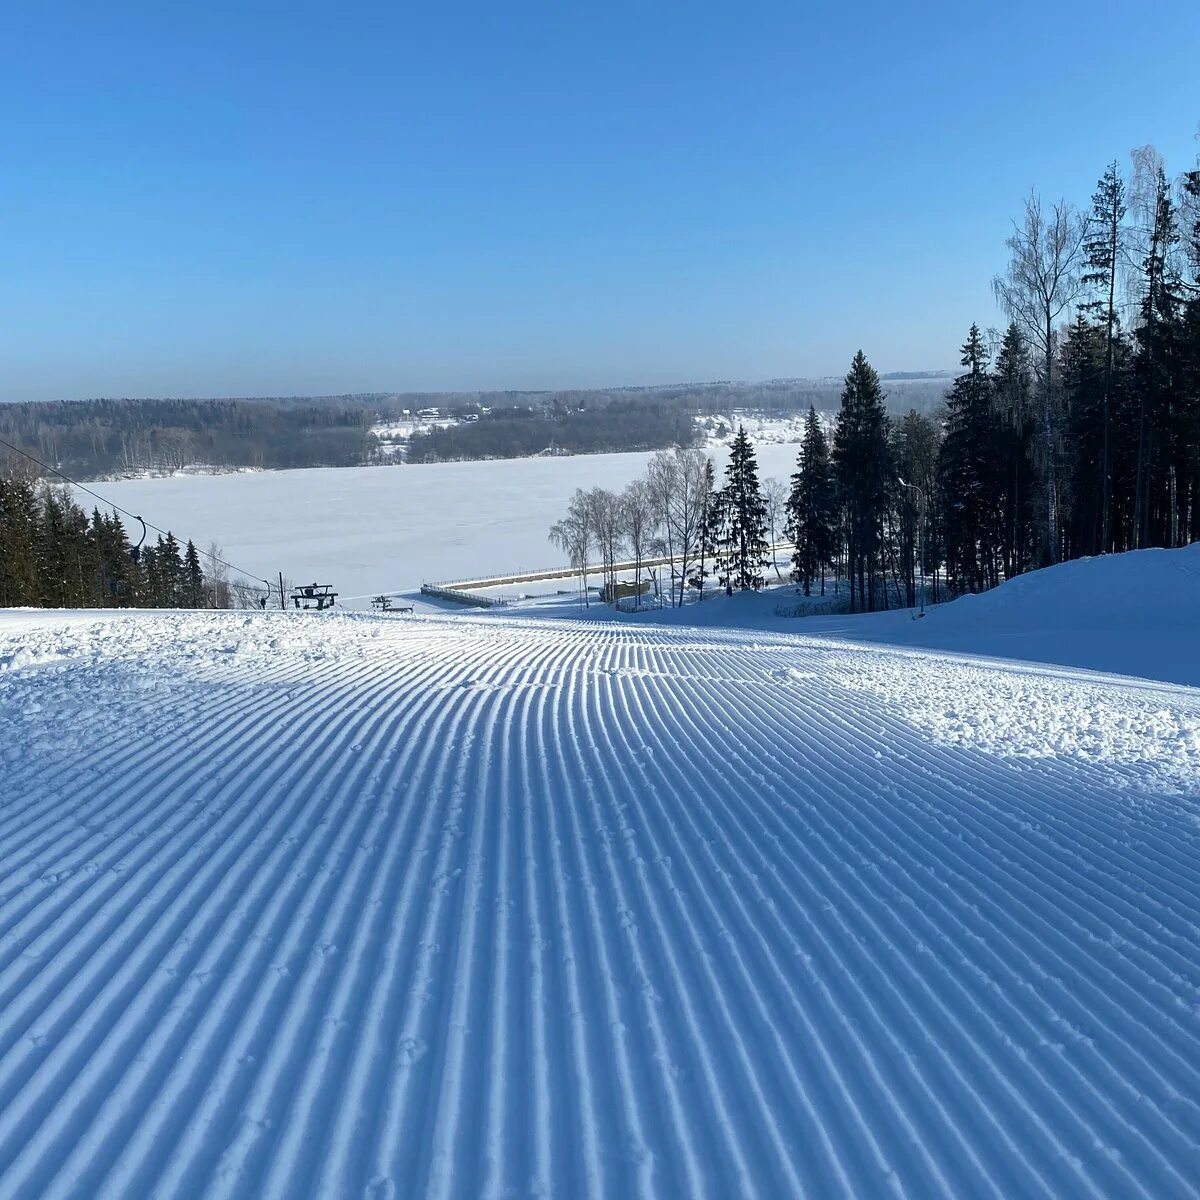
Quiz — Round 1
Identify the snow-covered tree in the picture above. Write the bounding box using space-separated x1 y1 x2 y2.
715 426 769 593
787 407 837 596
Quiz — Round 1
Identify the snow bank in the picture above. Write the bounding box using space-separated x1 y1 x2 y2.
575 544 1200 688
867 544 1200 687
928 544 1200 632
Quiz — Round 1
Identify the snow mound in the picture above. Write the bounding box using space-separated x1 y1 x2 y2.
936 544 1200 631
730 544 1200 688
821 651 1200 792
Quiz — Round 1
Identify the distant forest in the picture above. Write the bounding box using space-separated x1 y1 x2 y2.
405 401 699 462
0 399 376 479
0 376 954 480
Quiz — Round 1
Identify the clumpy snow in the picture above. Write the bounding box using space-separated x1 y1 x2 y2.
1 593 1199 1197
820 653 1200 792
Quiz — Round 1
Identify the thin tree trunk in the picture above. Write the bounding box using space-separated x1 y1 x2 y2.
1043 329 1059 563
1100 237 1116 553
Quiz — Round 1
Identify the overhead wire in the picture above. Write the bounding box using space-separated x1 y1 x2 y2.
0 434 273 592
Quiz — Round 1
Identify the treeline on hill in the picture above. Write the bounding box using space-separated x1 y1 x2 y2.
548 141 1200 612
0 477 241 609
405 401 699 462
387 377 953 429
0 377 955 480
926 146 1200 587
0 399 376 479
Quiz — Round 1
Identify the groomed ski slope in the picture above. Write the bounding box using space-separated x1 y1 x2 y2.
1 606 1199 1198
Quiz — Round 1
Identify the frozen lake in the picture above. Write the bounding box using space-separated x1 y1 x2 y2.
79 445 805 598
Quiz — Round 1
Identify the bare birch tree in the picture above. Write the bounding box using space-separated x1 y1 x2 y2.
646 447 709 606
587 488 625 602
992 192 1085 563
205 541 233 608
762 476 788 579
646 451 679 600
620 478 657 605
549 488 594 606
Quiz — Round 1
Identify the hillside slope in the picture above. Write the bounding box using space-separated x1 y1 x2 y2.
0 609 1198 1197
610 544 1200 688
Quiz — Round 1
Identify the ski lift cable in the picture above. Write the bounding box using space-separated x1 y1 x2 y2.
0 435 273 591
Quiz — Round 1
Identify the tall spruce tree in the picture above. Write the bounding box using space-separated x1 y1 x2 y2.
1130 163 1186 547
100 512 144 604
832 351 892 612
688 458 718 600
992 323 1037 577
937 324 1003 593
160 532 186 606
1182 168 1200 544
0 479 40 607
1061 314 1109 558
39 486 96 607
1082 162 1126 553
184 540 205 607
786 407 836 596
715 426 769 593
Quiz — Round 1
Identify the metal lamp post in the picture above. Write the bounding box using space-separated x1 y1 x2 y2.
898 478 925 618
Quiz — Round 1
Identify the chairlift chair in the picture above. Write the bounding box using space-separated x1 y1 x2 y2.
290 582 338 611
129 515 147 564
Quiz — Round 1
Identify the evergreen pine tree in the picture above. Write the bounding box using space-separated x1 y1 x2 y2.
1130 164 1186 548
715 426 769 593
159 532 186 606
937 324 1003 593
38 486 95 608
1061 314 1109 558
786 407 836 596
992 323 1037 577
688 458 718 600
832 351 892 612
104 513 144 605
0 479 40 606
184 540 205 607
143 540 167 606
1181 168 1200 544
1082 161 1126 553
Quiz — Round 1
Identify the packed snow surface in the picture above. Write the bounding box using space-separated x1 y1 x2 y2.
1 600 1199 1198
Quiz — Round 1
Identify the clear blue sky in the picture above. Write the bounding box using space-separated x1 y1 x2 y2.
1 1 1197 401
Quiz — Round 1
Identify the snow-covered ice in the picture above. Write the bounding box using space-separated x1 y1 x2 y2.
76 447 806 599
1 548 1199 1197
